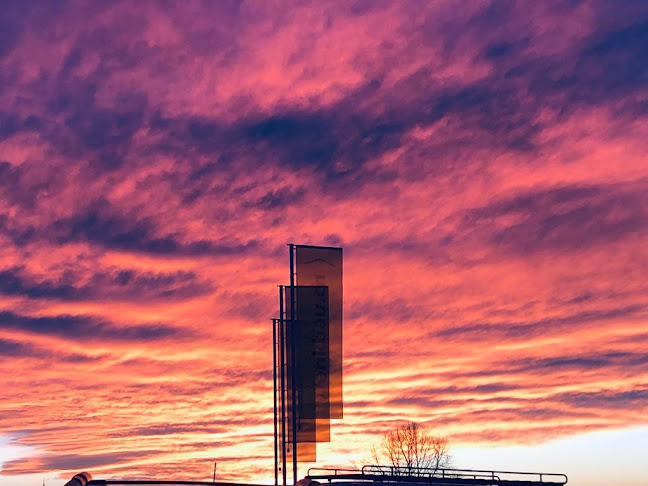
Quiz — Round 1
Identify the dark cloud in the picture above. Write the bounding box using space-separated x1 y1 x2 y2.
0 337 100 363
57 87 147 172
102 268 212 299
465 186 604 220
578 16 648 97
346 296 421 323
0 338 39 358
0 160 65 211
384 382 522 405
123 423 228 437
115 416 269 438
0 266 212 301
135 73 540 191
483 41 519 60
459 183 648 254
436 349 648 385
47 198 258 256
65 94 146 157
436 304 645 341
553 387 648 410
247 187 306 211
0 112 21 140
0 0 30 59
439 405 595 427
3 450 155 473
0 268 79 300
0 310 182 341
510 351 648 374
54 203 177 253
243 113 341 170
466 1 648 111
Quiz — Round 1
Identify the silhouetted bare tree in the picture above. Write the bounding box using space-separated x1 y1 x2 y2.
372 422 452 475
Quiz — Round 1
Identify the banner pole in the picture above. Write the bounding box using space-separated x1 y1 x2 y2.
273 318 278 486
279 287 287 486
289 244 298 484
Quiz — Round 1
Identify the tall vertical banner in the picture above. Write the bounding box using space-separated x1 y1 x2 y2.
295 245 343 419
285 285 331 443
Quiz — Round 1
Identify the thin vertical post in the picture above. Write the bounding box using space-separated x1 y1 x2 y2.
279 286 287 486
273 318 278 486
289 244 298 485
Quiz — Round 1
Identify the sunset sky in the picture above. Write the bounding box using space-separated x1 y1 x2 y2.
1 1 647 485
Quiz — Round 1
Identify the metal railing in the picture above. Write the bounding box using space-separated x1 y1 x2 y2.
307 468 362 477
362 465 500 481
306 465 567 485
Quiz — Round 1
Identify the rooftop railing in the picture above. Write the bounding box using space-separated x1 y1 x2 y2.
306 465 568 486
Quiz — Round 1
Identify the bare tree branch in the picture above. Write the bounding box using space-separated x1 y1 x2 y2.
373 422 453 476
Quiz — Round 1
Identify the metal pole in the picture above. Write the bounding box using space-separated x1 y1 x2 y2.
289 244 298 485
279 286 287 486
273 318 278 486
